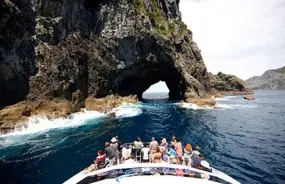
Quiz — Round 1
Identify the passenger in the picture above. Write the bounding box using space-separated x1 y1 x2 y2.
134 137 143 151
183 144 193 162
169 145 176 159
104 142 115 166
170 158 178 164
94 150 106 169
124 155 135 165
162 154 169 163
141 144 150 163
171 135 176 145
200 160 212 172
193 145 201 156
110 137 120 163
115 135 122 151
84 164 96 174
160 138 168 153
191 153 201 169
183 158 191 166
174 139 183 164
122 145 132 162
152 147 162 163
149 137 158 154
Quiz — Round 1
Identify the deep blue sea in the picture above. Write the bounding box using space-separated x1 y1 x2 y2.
0 91 285 184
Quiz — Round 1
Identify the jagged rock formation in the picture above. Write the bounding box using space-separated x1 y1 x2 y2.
246 66 285 90
210 72 253 95
0 0 212 109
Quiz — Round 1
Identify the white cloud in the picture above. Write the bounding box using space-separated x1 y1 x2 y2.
180 0 285 79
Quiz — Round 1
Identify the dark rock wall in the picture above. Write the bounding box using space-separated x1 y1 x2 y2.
0 0 213 106
210 72 251 92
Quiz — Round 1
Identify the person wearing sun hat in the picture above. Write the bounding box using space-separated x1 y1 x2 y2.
200 160 212 172
160 138 169 153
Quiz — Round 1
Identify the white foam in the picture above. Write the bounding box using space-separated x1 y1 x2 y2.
1 110 105 137
177 102 214 110
111 104 142 118
0 104 142 138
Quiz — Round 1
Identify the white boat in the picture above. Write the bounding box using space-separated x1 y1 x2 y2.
64 143 240 184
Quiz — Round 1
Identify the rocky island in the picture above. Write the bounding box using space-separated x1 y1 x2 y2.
0 0 251 133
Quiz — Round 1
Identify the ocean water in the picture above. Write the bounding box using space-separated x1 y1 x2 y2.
0 91 285 184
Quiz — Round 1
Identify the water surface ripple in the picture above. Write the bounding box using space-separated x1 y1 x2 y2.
0 91 285 184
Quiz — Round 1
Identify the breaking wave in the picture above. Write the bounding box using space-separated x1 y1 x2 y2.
0 104 142 138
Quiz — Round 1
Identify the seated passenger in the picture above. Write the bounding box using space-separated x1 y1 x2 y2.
162 153 170 163
141 144 150 163
183 144 193 161
84 164 96 174
169 145 176 158
134 137 143 151
152 147 162 163
170 158 178 164
183 158 191 166
160 138 168 153
149 137 158 154
191 153 201 169
94 150 106 169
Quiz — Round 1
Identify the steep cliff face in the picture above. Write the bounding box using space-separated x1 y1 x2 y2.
0 0 212 107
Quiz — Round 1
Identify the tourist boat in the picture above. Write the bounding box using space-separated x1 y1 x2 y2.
64 143 240 184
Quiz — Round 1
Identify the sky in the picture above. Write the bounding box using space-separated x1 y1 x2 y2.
146 0 285 93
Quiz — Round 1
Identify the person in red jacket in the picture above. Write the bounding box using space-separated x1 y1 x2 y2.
94 150 106 170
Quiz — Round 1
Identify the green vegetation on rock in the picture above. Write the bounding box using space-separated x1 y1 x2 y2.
134 0 189 38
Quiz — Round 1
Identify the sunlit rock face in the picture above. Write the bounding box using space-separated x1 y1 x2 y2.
0 0 213 107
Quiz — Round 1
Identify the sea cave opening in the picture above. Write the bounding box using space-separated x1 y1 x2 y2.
142 81 170 100
115 63 186 102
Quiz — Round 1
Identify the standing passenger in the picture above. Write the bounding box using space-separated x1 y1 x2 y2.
104 142 115 166
174 139 182 164
149 137 158 154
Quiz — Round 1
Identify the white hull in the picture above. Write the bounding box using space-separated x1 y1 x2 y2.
64 163 240 184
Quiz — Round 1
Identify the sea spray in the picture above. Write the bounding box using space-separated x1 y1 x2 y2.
0 104 142 138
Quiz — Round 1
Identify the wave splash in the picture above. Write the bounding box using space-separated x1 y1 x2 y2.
0 104 142 138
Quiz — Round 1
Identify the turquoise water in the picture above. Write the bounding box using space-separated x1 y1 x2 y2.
0 91 285 184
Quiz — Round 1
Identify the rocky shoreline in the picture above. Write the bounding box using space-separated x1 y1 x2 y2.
0 95 138 134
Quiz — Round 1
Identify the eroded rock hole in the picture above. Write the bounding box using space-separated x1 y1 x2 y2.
115 63 186 101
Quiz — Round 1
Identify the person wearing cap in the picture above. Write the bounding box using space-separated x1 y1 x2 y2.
110 137 120 163
200 160 212 172
160 138 168 153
